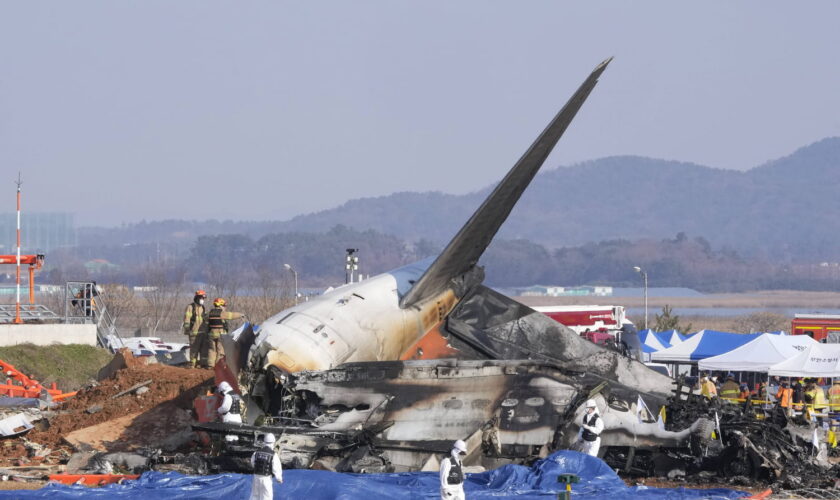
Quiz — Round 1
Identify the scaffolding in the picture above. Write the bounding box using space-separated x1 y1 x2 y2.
64 281 124 352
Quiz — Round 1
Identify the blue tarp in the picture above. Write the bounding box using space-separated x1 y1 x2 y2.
1 451 747 499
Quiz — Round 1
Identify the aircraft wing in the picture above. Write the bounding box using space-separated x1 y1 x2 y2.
400 57 612 309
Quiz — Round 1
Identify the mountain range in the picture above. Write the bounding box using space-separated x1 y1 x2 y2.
264 137 840 261
82 137 840 262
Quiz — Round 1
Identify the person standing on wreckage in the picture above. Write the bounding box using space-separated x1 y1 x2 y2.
576 399 605 457
206 298 246 367
250 433 283 500
439 439 468 500
216 381 243 442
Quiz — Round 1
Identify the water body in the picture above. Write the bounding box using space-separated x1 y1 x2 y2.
611 287 704 298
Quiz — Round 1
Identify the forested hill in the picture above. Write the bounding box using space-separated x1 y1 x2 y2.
274 137 840 261
81 137 840 261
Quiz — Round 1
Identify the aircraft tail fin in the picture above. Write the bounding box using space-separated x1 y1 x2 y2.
400 58 612 309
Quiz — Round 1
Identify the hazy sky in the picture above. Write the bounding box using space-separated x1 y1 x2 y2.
3 2 839 226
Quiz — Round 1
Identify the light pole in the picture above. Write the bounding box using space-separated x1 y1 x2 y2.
345 248 359 284
633 266 648 330
283 263 298 305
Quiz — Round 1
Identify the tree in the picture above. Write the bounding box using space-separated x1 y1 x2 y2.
653 305 693 334
732 312 789 334
140 263 186 335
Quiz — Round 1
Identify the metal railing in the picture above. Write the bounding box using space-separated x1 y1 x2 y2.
0 304 61 323
64 281 124 352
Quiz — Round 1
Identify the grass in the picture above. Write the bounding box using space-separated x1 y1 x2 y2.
0 344 114 392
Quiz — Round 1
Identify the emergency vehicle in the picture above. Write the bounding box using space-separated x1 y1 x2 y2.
790 314 840 343
532 305 635 345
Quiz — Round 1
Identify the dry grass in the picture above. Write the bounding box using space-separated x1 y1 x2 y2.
518 290 840 310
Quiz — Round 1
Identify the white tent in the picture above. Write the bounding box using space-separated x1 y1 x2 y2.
639 329 670 352
698 333 817 372
768 343 840 377
659 329 686 347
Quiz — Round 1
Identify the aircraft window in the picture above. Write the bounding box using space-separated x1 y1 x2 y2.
313 324 325 334
501 398 518 407
276 313 294 325
472 399 491 409
443 399 463 409
525 397 545 407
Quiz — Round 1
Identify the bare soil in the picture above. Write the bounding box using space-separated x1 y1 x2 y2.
0 351 214 470
627 477 769 495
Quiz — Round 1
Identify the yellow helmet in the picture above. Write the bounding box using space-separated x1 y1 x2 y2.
213 298 226 307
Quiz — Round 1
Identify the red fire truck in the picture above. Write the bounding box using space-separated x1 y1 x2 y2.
532 305 633 345
790 314 840 343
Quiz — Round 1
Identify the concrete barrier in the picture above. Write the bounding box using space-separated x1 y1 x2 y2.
0 324 97 346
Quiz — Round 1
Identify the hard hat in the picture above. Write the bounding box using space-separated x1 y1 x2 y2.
195 289 207 297
213 298 226 307
726 373 735 379
453 439 467 454
218 381 232 394
585 399 597 409
264 433 276 444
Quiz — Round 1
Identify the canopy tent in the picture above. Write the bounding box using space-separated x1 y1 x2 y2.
650 330 773 363
638 329 670 353
659 329 688 346
768 343 840 377
698 333 817 372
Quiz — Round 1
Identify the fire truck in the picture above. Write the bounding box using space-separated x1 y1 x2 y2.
790 314 840 343
532 305 635 345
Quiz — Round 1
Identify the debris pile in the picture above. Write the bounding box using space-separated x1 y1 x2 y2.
602 376 840 492
0 350 213 478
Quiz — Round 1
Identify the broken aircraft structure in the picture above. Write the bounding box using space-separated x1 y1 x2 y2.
195 58 836 488
201 56 702 471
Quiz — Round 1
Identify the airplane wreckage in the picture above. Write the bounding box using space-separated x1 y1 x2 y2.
183 59 839 489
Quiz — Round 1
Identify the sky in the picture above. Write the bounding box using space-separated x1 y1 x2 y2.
2 1 839 226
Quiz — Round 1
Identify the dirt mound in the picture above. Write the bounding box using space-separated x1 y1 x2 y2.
28 351 214 449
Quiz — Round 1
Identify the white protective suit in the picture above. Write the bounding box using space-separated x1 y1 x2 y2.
439 449 466 500
218 391 243 442
576 406 605 457
250 446 283 500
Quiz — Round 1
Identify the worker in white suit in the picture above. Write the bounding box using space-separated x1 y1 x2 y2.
576 399 605 457
250 433 283 500
217 381 243 442
439 439 467 500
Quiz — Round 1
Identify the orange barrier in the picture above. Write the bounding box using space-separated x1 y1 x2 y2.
0 359 76 401
741 488 772 499
48 474 140 486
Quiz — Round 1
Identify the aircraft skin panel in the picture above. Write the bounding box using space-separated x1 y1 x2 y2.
253 267 458 374
400 58 612 310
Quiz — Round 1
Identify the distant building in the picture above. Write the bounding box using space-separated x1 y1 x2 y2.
84 259 119 274
519 285 613 297
0 212 77 253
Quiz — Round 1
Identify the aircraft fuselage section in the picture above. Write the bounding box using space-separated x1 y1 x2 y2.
253 263 458 374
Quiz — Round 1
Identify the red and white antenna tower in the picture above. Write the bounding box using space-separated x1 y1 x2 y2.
14 173 22 324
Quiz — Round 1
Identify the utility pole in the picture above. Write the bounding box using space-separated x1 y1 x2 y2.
633 266 648 330
14 173 23 324
283 263 298 305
